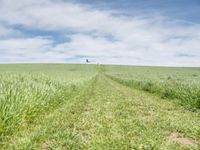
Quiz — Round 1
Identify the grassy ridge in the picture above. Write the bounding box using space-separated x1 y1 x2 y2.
0 74 75 139
105 65 200 109
0 64 96 142
106 75 200 110
0 64 97 84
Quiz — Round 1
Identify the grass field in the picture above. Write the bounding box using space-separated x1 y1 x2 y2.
0 64 199 149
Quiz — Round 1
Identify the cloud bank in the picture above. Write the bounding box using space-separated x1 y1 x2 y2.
0 0 200 66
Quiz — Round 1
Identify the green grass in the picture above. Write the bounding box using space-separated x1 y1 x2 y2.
0 64 96 140
105 65 200 110
0 64 199 149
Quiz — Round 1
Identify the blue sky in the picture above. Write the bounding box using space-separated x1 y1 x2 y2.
0 0 200 66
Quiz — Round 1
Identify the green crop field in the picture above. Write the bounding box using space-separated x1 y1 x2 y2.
0 64 199 149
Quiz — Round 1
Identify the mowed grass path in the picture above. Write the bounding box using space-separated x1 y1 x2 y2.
2 71 200 149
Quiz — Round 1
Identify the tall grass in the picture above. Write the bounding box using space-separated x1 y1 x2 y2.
105 65 200 110
0 64 97 142
0 73 82 140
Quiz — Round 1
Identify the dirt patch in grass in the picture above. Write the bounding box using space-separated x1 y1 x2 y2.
41 141 49 150
169 132 198 148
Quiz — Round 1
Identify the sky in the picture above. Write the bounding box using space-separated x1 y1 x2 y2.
0 0 200 66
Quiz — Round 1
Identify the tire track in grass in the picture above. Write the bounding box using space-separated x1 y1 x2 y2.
70 73 199 149
2 71 200 149
104 75 200 149
73 74 134 149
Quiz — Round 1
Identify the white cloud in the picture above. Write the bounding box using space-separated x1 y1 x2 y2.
0 0 199 66
0 37 53 62
0 37 52 50
0 25 19 36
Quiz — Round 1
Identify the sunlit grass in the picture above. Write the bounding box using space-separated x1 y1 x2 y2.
0 64 96 142
105 65 200 109
0 64 199 149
